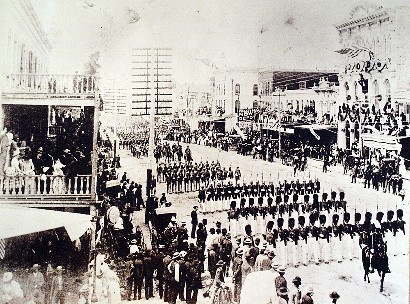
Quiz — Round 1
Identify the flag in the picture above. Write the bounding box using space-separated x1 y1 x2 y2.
0 239 6 259
335 46 374 59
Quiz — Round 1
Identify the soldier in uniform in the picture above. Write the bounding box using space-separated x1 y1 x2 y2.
395 209 407 256
342 213 354 261
332 214 343 263
288 218 299 267
277 218 288 267
298 215 309 266
309 213 320 265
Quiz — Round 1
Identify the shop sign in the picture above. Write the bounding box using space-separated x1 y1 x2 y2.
345 57 391 74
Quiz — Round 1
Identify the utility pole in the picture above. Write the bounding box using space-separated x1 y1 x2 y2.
278 88 281 160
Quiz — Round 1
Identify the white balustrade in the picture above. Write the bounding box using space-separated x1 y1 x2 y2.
0 174 92 197
4 74 98 95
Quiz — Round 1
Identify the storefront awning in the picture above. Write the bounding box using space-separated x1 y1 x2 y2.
0 205 91 241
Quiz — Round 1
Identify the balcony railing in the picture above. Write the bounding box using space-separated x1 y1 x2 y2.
3 74 98 95
0 174 93 197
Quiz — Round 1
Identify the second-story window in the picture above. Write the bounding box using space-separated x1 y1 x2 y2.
253 84 258 96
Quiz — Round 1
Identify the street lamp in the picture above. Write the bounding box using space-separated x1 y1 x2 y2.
275 87 286 160
90 215 98 302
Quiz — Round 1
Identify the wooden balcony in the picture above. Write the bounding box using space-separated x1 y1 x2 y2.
2 74 98 106
0 174 94 207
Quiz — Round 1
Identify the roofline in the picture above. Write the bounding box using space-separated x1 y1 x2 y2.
258 68 339 74
333 8 389 30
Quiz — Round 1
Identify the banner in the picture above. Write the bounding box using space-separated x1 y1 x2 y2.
238 108 255 121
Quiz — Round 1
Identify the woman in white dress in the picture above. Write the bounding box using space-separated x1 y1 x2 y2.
19 153 35 194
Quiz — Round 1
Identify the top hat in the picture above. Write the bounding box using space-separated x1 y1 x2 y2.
329 291 340 299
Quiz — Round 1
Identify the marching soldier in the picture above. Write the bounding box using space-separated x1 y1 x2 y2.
342 212 354 261
395 209 407 256
321 214 332 263
288 217 299 267
332 214 343 263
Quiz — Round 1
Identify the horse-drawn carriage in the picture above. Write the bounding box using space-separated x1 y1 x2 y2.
149 206 178 250
103 205 145 259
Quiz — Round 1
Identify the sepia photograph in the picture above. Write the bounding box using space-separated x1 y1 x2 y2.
0 0 409 303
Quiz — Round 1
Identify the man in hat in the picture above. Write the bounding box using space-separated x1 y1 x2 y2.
275 266 287 295
132 253 144 300
1 272 23 303
191 206 199 238
301 286 314 304
27 264 45 303
143 250 154 300
232 249 243 303
168 252 182 304
50 266 66 304
329 291 340 303
255 247 271 271
289 276 302 304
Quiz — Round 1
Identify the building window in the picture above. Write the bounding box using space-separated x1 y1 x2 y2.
253 84 258 96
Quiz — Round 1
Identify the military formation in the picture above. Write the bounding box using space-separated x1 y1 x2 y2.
158 160 241 194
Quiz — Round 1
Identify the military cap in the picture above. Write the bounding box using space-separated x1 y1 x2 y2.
339 191 345 201
277 218 284 227
319 214 327 224
298 215 306 226
343 212 350 223
322 193 328 201
376 212 384 222
276 195 282 204
293 194 299 203
331 191 337 200
365 212 372 220
309 213 317 224
249 197 255 206
288 218 295 228
313 194 319 203
387 210 394 221
284 195 289 203
355 212 361 223
304 194 310 203
245 224 252 234
332 214 339 223
397 209 403 218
